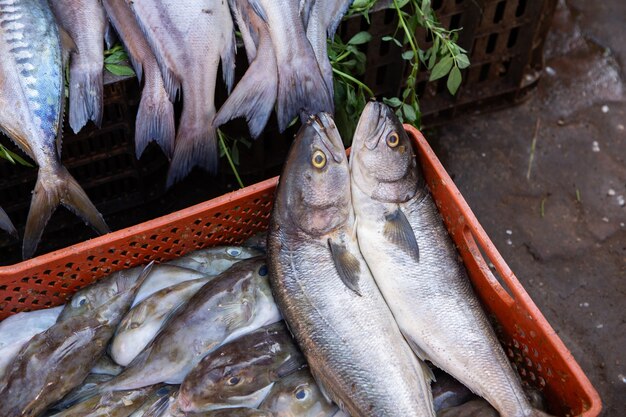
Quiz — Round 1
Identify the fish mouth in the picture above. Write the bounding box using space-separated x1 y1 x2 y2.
309 113 345 163
352 101 389 155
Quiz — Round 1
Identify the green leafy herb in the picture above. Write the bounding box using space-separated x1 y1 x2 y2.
103 44 135 77
331 0 468 138
0 143 33 167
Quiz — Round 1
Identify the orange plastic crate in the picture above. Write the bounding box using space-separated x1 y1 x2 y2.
0 126 600 417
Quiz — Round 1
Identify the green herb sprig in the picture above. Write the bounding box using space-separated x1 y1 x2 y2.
0 143 33 166
104 44 135 77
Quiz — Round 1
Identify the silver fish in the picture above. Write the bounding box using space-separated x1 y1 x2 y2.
0 264 152 417
102 0 175 158
0 206 16 238
259 368 339 417
50 385 158 417
305 0 352 97
247 0 333 131
166 246 262 276
132 264 208 307
97 258 281 390
267 113 435 417
0 0 109 259
129 0 235 186
50 0 106 132
214 0 278 139
0 305 63 379
349 101 552 417
111 277 212 366
177 322 305 412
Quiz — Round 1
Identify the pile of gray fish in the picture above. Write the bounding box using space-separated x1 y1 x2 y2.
0 226 544 417
266 103 553 417
0 0 350 258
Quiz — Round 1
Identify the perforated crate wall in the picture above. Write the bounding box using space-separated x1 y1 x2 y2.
339 0 558 124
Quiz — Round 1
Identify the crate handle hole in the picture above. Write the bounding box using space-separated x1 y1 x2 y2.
462 226 516 307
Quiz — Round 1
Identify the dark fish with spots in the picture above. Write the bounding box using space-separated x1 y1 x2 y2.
51 373 115 411
102 0 175 158
176 322 305 412
349 101 552 417
111 277 213 366
0 263 152 417
259 368 339 417
267 113 435 417
93 258 281 391
0 0 109 259
49 0 106 133
0 305 62 380
128 0 236 187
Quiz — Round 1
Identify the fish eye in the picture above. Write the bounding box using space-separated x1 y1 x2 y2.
73 296 87 307
294 386 308 400
311 150 327 169
227 376 241 386
386 132 400 148
258 265 268 276
226 248 241 257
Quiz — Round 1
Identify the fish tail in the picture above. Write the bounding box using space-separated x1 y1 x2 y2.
213 51 277 138
221 30 236 93
23 164 109 259
135 84 176 159
116 261 154 294
276 54 334 132
144 391 177 417
166 112 218 188
68 66 104 133
0 206 17 238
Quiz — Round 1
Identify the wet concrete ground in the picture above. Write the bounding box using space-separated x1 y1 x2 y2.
427 1 625 415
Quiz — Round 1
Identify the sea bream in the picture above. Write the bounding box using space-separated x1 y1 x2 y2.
128 0 236 187
267 113 435 417
102 0 175 158
50 0 106 133
349 101 552 417
246 0 333 131
0 263 152 417
0 0 109 259
213 0 278 139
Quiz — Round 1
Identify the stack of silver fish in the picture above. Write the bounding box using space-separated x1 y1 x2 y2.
0 0 350 258
0 104 553 417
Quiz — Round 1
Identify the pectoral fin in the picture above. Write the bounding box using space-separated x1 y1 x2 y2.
327 239 362 296
383 208 419 263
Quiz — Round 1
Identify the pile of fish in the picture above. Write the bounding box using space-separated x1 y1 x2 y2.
0 224 548 416
0 0 352 258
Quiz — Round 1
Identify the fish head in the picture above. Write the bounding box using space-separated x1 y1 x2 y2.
261 369 335 416
276 113 351 236
58 265 151 321
350 101 422 203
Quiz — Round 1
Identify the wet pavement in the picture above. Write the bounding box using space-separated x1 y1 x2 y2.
427 1 625 415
